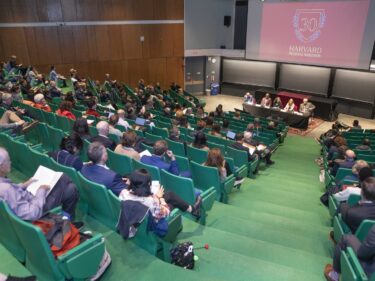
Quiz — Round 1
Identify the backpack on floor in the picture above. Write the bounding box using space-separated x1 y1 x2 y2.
170 242 195 269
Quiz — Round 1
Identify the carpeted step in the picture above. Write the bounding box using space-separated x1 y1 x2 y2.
180 218 331 277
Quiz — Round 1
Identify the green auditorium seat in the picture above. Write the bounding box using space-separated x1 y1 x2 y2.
133 159 161 181
335 168 354 183
166 138 186 156
190 161 235 203
30 148 52 169
207 141 225 155
78 173 118 229
55 114 73 133
107 149 134 176
186 145 209 164
152 126 169 138
358 154 375 163
41 110 57 127
340 247 369 281
224 156 248 182
7 199 105 281
88 125 98 137
0 200 25 262
108 133 120 143
79 139 91 162
160 169 216 225
144 132 163 143
226 146 258 178
14 141 38 178
45 124 65 151
175 155 190 172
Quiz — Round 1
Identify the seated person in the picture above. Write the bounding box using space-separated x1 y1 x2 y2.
233 111 242 120
108 114 123 138
356 139 372 151
141 140 190 177
273 97 282 109
192 131 209 151
334 165 373 203
243 131 274 165
33 93 51 112
328 136 347 161
230 133 259 163
85 99 101 118
204 148 232 182
196 107 206 119
56 101 76 120
119 169 201 219
221 119 230 134
168 127 184 143
215 104 224 117
299 98 315 115
0 93 33 132
260 93 272 107
210 124 222 138
325 225 375 281
284 98 296 112
48 135 84 171
89 121 117 151
81 142 128 196
351 120 362 130
0 147 79 220
143 112 155 128
48 80 62 98
117 109 130 131
339 177 375 233
244 92 255 104
72 117 91 140
115 131 141 161
331 149 356 177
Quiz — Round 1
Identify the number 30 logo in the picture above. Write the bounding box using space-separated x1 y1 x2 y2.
293 9 326 43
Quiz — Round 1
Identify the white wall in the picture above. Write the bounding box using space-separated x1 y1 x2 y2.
185 0 235 50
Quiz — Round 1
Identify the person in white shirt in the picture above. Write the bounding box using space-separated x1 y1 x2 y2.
334 164 373 203
117 109 130 130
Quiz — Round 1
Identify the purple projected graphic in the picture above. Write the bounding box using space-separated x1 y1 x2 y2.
259 0 370 67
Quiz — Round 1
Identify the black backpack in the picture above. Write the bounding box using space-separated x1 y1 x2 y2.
170 242 195 269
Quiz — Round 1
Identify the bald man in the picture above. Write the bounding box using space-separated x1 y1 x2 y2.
299 98 316 115
0 147 79 220
331 149 356 177
116 109 130 130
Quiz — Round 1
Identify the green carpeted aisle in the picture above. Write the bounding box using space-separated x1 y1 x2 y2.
3 135 332 281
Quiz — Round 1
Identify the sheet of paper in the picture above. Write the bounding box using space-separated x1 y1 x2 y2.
151 181 160 195
27 166 63 196
139 149 152 158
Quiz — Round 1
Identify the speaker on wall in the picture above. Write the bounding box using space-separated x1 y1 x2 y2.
224 16 231 27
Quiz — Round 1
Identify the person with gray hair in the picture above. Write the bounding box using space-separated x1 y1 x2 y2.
89 121 117 150
81 142 128 196
299 98 315 115
0 147 79 220
0 93 38 132
116 109 130 130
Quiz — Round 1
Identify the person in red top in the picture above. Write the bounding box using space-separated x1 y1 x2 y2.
85 99 101 118
56 101 76 120
33 93 51 112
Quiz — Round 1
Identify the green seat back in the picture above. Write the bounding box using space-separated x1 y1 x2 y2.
152 126 169 138
55 114 72 133
41 110 57 127
207 141 225 155
107 149 134 176
166 138 186 157
335 168 353 183
0 201 25 262
160 170 195 205
7 203 64 281
108 133 120 143
340 247 369 281
186 145 208 164
46 125 65 152
78 173 117 229
133 159 161 181
144 132 163 143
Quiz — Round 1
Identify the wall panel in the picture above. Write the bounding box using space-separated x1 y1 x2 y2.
0 1 184 88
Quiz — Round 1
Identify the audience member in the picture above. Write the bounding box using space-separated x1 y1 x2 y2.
89 121 116 151
108 114 123 137
356 139 372 151
115 131 140 161
56 101 76 120
119 169 201 219
33 93 51 112
331 150 356 177
0 147 79 220
243 131 274 165
48 135 84 171
86 99 101 118
352 120 362 130
192 131 209 151
204 148 232 181
210 124 222 137
117 109 130 130
72 117 91 140
81 142 128 195
230 133 258 163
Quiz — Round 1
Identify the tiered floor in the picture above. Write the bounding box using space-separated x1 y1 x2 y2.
66 135 332 281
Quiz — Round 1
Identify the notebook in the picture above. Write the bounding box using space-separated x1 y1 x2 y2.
27 166 63 196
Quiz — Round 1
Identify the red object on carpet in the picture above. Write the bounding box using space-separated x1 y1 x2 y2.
277 91 311 109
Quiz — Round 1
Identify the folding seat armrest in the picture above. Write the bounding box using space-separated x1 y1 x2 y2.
200 187 216 212
57 234 105 279
164 210 182 243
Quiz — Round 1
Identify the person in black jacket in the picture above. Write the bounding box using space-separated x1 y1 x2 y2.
89 121 117 151
48 135 83 171
230 133 258 163
339 177 375 234
324 224 375 281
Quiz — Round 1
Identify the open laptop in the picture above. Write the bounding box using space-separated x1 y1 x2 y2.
226 131 236 140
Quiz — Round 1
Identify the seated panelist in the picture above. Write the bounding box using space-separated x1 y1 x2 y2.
284 98 295 113
260 93 272 107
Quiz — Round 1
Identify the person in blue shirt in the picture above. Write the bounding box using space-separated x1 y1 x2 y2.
141 140 180 176
81 142 128 196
